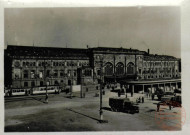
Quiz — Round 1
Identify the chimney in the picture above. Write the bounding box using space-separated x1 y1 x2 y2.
147 49 150 54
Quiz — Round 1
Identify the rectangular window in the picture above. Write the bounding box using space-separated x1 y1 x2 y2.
24 70 28 78
24 82 28 87
138 69 141 74
40 81 43 86
23 62 26 66
74 70 77 77
60 70 64 77
54 70 58 77
84 69 91 76
39 71 43 78
31 70 35 79
46 70 50 77
97 69 101 76
68 70 71 77
31 81 35 87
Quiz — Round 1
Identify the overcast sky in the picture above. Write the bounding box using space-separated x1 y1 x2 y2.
4 7 180 58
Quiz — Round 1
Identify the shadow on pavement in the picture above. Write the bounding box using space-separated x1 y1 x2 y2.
67 108 101 123
4 96 46 104
102 107 112 111
146 109 156 113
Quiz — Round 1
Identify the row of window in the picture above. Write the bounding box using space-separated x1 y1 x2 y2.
17 61 89 67
143 68 177 73
144 74 178 79
144 61 176 67
23 80 62 87
15 69 92 79
23 79 78 87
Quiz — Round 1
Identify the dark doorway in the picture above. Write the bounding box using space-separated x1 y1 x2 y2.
68 80 71 86
77 68 82 85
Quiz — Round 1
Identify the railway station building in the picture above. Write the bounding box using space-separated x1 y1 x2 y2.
4 45 181 93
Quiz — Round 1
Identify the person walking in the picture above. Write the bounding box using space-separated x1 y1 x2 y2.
118 90 121 97
152 94 155 100
142 96 144 103
45 93 48 103
157 103 160 112
131 91 133 97
147 89 150 98
169 103 172 110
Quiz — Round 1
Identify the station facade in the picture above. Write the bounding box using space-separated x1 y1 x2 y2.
4 45 181 92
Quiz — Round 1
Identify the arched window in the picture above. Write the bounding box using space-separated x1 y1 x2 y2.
115 62 124 76
104 62 113 76
127 62 135 74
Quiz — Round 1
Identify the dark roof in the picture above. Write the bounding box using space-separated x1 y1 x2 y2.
6 45 179 61
6 45 90 59
144 54 178 61
91 47 146 54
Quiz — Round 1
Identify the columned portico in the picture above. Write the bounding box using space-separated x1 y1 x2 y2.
120 79 181 95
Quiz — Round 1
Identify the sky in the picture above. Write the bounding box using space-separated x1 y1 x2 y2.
4 7 180 58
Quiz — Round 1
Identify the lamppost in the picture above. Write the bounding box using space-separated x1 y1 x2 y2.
80 68 83 98
43 59 48 103
99 57 108 123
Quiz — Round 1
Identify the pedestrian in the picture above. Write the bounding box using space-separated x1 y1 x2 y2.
118 90 121 97
147 89 150 98
70 91 73 99
169 103 172 110
131 91 133 97
142 96 144 103
152 94 155 100
157 103 160 112
45 93 48 103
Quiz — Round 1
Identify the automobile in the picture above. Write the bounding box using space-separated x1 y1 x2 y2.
109 97 139 113
170 96 182 107
111 89 125 95
123 101 139 113
161 92 174 102
164 92 174 96
161 95 182 107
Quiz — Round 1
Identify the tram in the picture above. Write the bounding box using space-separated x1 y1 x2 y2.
4 85 60 97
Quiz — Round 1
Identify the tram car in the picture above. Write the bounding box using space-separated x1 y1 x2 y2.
5 85 60 97
32 86 60 95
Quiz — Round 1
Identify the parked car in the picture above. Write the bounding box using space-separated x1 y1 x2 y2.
109 97 139 113
123 101 139 113
170 96 182 107
161 92 174 102
161 95 182 107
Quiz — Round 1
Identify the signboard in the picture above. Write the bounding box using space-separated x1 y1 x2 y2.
71 85 81 93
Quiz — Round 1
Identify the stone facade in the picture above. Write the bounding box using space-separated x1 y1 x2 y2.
4 45 181 89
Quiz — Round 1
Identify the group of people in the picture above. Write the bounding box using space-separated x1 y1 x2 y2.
136 96 144 103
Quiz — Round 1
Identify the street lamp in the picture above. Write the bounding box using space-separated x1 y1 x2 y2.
43 59 49 103
99 57 108 123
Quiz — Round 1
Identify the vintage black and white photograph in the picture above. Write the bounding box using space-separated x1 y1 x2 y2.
4 5 183 132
